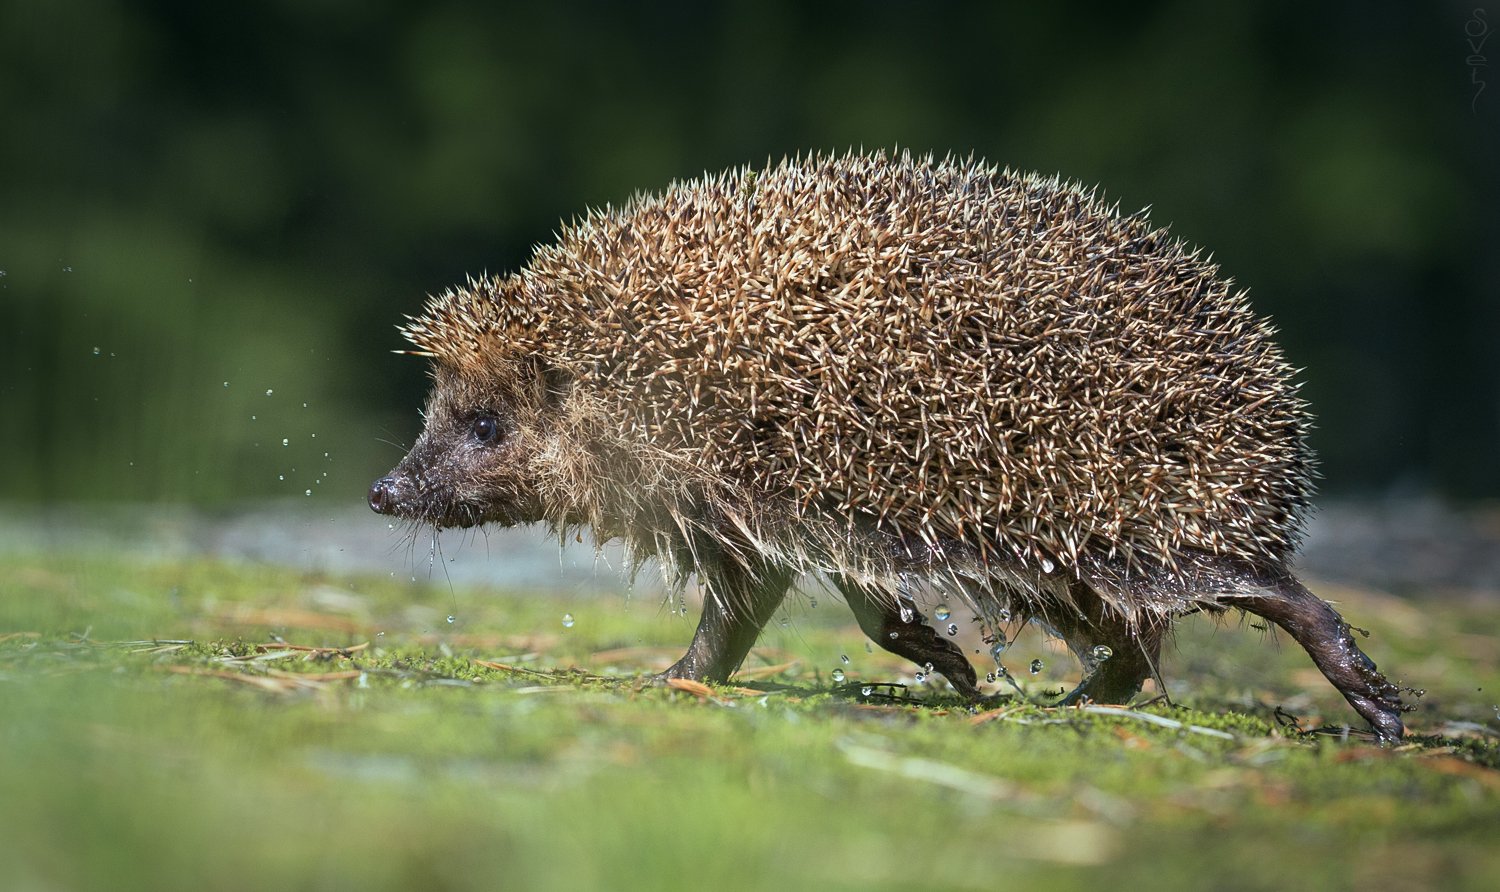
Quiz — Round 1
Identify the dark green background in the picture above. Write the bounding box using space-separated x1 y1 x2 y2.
3 0 1496 506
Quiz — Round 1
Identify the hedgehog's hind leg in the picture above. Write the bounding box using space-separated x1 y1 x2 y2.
662 560 796 684
831 575 982 699
1222 571 1405 741
1050 578 1166 706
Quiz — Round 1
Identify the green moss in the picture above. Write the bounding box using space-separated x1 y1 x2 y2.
2 551 1498 891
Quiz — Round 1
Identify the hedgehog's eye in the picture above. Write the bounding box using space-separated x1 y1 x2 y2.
471 414 502 445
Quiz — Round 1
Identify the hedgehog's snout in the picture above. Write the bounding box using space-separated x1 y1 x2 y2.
369 467 432 519
368 475 404 516
367 454 511 529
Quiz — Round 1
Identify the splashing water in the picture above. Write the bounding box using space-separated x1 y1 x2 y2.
989 629 1009 664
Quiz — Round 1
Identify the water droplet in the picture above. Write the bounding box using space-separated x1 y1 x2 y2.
946 623 959 636
1091 645 1113 662
989 629 1009 663
860 686 873 697
934 605 951 621
1029 659 1044 675
223 381 229 387
985 672 997 683
1040 557 1055 574
302 402 308 408
831 669 845 683
281 438 289 446
92 346 101 355
562 613 575 628
888 631 899 640
899 605 915 623
446 615 455 624
914 672 927 684
998 608 1012 622
277 474 284 481
265 389 274 396
304 489 312 496
376 631 385 638
840 654 850 664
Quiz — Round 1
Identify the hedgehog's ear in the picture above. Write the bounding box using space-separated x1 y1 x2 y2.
538 361 573 408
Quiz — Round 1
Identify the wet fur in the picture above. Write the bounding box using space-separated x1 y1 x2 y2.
373 361 1405 740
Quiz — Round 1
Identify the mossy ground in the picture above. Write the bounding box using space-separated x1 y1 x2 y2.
2 549 1497 891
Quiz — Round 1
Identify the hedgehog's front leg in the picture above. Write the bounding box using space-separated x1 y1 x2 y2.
661 561 795 684
832 576 982 699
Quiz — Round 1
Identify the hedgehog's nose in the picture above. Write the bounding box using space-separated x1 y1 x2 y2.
369 476 399 515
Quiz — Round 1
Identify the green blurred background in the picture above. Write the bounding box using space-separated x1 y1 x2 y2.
2 0 1496 507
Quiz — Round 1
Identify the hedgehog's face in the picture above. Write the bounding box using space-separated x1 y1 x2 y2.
368 364 551 530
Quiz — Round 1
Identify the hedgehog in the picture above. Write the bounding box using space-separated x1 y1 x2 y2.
369 150 1406 739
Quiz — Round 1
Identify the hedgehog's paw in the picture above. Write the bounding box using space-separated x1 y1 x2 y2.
654 656 711 686
1056 662 1152 707
1340 658 1407 743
